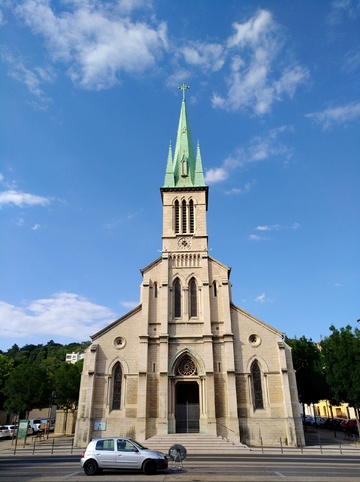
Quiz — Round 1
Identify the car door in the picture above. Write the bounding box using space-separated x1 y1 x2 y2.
94 439 116 468
115 439 142 468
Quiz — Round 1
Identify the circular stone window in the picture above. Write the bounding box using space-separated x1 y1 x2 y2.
113 337 126 349
177 356 197 376
248 334 261 347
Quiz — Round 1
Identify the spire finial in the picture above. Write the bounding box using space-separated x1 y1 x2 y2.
178 82 190 100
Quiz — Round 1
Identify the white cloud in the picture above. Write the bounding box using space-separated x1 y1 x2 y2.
256 224 280 231
1 49 54 107
248 234 268 241
204 167 229 184
121 300 139 309
181 42 225 72
306 102 360 130
210 9 309 115
204 126 292 185
13 0 168 90
0 189 51 207
255 293 267 303
0 292 116 341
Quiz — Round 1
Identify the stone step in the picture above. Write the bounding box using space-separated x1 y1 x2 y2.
143 433 249 455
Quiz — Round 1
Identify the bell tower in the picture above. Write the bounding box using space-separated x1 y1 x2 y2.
161 83 209 255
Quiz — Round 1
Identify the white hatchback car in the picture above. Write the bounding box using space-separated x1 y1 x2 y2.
80 437 168 475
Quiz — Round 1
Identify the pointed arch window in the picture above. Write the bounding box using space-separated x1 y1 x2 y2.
174 200 180 234
189 199 194 233
251 360 264 410
189 278 197 318
182 200 187 233
174 278 181 318
112 362 122 410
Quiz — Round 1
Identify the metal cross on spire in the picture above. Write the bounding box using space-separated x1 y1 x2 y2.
178 82 190 100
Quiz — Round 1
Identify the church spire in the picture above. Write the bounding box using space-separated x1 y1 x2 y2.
163 84 206 188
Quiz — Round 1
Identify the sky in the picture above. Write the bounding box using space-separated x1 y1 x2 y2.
1 0 359 352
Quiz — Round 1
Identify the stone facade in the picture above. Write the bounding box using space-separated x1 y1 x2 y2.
74 95 304 448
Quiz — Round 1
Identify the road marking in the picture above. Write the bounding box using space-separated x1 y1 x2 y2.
274 471 285 477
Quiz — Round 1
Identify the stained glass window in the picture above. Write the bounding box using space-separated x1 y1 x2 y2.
112 362 122 410
251 360 264 410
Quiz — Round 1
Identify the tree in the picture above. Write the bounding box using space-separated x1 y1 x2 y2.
320 325 360 415
0 354 14 410
285 336 329 412
53 360 83 409
3 360 51 417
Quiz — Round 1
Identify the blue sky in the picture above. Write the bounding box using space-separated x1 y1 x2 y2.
1 0 359 352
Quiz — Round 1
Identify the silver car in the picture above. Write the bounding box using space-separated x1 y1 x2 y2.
80 437 168 475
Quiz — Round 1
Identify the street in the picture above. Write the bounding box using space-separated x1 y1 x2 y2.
0 453 360 481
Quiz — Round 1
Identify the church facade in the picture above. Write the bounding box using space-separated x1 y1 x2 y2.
74 89 304 448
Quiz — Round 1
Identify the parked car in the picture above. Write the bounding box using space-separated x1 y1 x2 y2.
28 419 46 434
3 424 18 437
323 417 344 431
39 418 55 432
0 426 11 439
302 414 315 425
341 419 358 435
313 416 326 427
81 437 168 475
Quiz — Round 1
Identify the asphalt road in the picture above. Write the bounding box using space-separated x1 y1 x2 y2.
0 453 360 481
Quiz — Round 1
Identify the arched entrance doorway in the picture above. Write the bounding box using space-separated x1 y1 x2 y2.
175 381 199 433
170 353 201 433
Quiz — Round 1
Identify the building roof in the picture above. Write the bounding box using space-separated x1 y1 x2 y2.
163 84 206 189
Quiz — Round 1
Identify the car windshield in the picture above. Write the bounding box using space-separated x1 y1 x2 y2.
129 439 146 450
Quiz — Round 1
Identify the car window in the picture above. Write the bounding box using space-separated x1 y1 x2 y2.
117 439 136 452
95 439 114 451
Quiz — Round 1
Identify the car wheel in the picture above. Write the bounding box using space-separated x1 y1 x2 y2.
143 459 157 475
83 459 99 476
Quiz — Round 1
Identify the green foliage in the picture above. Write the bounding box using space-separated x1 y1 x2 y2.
320 325 360 408
285 335 329 405
3 360 51 415
1 340 90 415
54 360 83 409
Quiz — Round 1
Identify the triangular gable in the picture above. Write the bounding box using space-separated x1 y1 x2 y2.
91 304 142 340
230 302 284 337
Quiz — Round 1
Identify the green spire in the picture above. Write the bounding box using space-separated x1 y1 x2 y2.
163 84 206 188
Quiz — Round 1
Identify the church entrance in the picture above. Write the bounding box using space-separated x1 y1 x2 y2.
175 381 200 433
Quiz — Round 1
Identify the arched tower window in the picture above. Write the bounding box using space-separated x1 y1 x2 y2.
189 199 194 233
174 278 181 318
112 362 122 410
189 278 197 318
182 200 187 233
174 200 180 234
251 360 264 410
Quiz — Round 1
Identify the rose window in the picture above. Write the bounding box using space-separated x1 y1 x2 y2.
177 356 197 376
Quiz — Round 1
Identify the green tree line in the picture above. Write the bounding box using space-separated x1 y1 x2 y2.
286 324 360 419
0 340 90 419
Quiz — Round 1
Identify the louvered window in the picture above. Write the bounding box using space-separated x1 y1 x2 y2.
174 200 180 234
182 200 187 233
174 279 181 318
189 199 194 233
189 278 197 317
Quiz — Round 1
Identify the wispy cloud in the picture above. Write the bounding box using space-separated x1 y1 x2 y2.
0 292 116 342
254 292 274 303
210 10 309 115
12 0 168 90
1 49 54 108
0 189 51 208
121 300 139 310
306 102 360 130
205 126 292 185
248 222 300 240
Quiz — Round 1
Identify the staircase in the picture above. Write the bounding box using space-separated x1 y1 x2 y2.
143 433 249 455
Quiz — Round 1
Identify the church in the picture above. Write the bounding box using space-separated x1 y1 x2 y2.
74 85 304 448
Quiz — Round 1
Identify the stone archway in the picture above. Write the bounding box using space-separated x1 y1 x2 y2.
175 381 200 433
